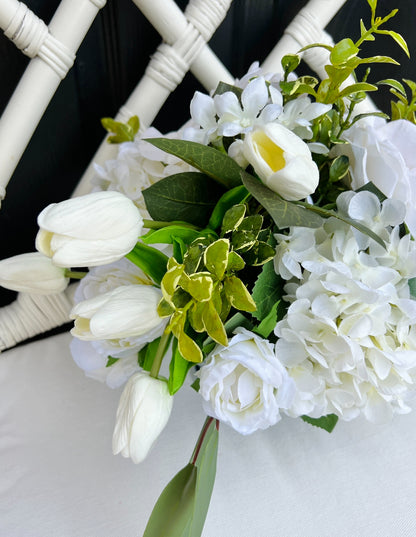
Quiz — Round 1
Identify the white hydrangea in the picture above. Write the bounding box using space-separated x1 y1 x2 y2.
92 127 194 218
70 258 158 388
274 191 416 424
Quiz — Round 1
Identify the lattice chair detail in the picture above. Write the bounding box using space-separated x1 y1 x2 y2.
1 0 373 351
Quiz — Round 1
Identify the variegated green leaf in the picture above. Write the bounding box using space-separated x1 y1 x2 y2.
223 276 256 312
204 239 229 279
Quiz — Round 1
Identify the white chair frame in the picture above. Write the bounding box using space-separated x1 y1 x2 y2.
1 0 375 351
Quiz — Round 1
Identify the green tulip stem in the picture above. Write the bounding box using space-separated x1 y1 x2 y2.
150 331 171 378
64 270 88 279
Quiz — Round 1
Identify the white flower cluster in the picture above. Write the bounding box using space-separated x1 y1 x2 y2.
92 127 194 217
274 191 416 424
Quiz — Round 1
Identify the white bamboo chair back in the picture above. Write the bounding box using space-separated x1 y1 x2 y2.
1 0 371 351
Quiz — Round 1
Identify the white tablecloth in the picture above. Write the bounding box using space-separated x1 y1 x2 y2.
1 332 416 537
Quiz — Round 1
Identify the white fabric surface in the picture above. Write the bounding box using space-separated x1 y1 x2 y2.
1 332 416 537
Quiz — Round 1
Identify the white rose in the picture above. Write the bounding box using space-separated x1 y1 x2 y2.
36 191 143 267
198 328 295 435
112 372 173 463
70 284 166 342
340 117 416 236
0 252 68 294
243 123 319 200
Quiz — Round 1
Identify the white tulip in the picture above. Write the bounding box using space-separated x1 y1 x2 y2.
0 252 68 294
36 191 143 267
243 123 319 200
70 284 166 342
112 372 173 463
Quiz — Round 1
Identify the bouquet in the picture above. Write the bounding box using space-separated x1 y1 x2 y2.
1 0 416 534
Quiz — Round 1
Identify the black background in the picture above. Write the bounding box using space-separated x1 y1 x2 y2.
1 0 415 307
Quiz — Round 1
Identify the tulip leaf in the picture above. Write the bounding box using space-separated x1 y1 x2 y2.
138 338 161 372
241 171 324 229
143 172 225 227
144 138 243 188
208 186 249 230
301 414 339 433
143 463 198 537
251 260 284 322
142 225 201 245
126 243 168 285
188 417 219 537
168 339 194 395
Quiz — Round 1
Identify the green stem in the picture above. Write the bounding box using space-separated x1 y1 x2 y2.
64 270 88 279
150 331 171 378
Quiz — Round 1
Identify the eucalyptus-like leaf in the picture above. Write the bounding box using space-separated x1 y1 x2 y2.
204 239 229 280
223 276 256 312
144 138 243 188
301 414 339 433
143 172 224 227
241 171 324 229
126 243 168 286
208 186 249 230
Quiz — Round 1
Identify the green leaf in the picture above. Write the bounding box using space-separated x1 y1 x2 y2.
223 275 256 313
204 239 229 279
253 300 280 338
297 43 333 54
281 54 300 75
101 115 140 143
367 0 377 13
356 181 387 202
337 82 378 99
208 185 249 230
221 204 246 234
224 312 253 336
251 260 284 321
144 138 243 188
299 202 386 249
202 300 228 346
330 38 360 65
173 237 187 263
143 172 224 227
213 81 243 100
168 339 194 395
138 338 161 372
325 65 353 87
329 155 349 182
105 356 119 367
301 414 339 433
408 278 416 299
142 225 201 246
143 463 198 537
241 171 324 229
388 30 410 57
188 418 219 537
126 243 168 285
348 111 389 128
243 241 275 266
358 55 400 65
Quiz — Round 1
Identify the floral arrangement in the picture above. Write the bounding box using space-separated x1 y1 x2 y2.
1 1 416 534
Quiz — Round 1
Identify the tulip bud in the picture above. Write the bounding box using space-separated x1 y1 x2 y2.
112 372 173 463
243 123 319 200
70 284 166 341
0 252 69 294
36 191 143 267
